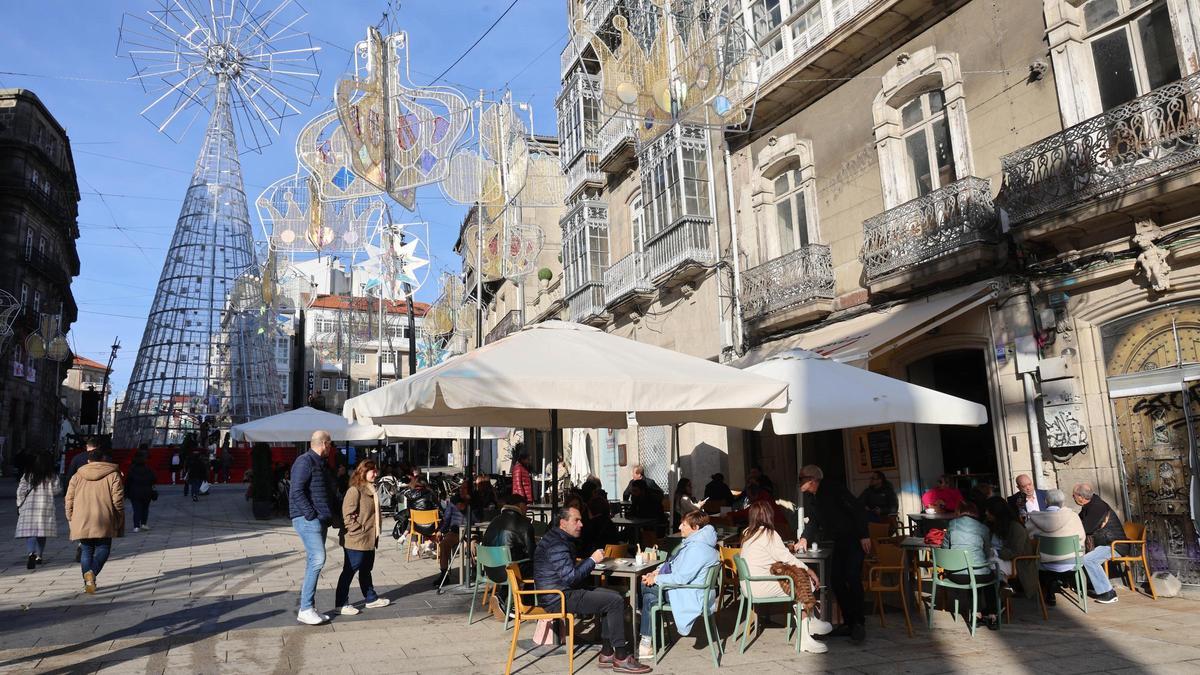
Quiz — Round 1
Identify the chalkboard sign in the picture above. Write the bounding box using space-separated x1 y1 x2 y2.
866 428 897 471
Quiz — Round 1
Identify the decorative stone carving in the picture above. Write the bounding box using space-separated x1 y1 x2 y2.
1133 219 1172 292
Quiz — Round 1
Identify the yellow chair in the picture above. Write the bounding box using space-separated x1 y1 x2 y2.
504 563 575 675
1106 522 1157 599
718 545 741 608
867 543 913 637
1005 538 1047 622
868 522 893 549
406 509 440 563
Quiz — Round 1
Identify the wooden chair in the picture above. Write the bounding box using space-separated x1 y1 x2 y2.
503 563 575 675
868 522 893 549
1105 522 1157 599
650 563 723 667
717 546 741 608
732 555 798 653
405 509 439 563
1004 538 1047 622
867 543 913 637
603 544 628 559
927 548 1002 637
1036 535 1088 614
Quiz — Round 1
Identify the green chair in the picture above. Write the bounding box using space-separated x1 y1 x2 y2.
1036 535 1088 614
926 548 1002 636
732 555 798 653
469 545 528 629
649 563 723 668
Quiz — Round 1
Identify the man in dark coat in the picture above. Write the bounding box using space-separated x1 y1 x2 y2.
533 506 651 673
1073 483 1125 604
1007 473 1049 517
289 430 340 625
482 493 536 583
797 464 870 643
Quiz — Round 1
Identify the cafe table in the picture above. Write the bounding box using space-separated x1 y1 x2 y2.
898 536 933 611
611 515 659 544
526 503 555 524
791 547 834 622
590 557 663 631
907 512 954 536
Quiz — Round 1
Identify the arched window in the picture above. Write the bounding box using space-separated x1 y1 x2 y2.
899 90 956 198
773 167 811 253
630 193 645 253
750 133 819 263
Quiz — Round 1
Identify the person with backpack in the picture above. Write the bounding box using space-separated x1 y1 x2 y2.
15 450 60 570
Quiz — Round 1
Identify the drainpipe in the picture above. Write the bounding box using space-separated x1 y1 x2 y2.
703 123 732 356
723 142 744 356
1022 371 1047 490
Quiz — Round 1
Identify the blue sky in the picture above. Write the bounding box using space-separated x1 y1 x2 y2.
0 0 567 399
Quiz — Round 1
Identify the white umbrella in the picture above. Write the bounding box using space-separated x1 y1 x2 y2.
343 321 788 508
342 321 788 430
382 425 508 440
231 406 386 443
569 428 591 485
744 349 987 434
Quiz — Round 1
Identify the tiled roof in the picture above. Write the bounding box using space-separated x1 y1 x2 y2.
72 355 109 371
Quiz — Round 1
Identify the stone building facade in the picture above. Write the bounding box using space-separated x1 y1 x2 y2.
0 89 80 470
62 355 110 437
544 0 1200 584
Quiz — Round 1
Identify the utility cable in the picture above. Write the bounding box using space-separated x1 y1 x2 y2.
427 0 521 86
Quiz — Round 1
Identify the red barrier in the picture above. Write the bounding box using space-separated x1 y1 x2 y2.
65 445 303 485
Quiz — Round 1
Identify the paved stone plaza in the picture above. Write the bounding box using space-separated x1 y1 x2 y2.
2 483 1199 674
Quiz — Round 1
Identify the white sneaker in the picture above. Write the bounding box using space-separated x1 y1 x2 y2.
133 527 140 533
411 544 420 557
800 619 828 654
365 598 390 609
140 524 151 531
807 617 834 636
638 638 654 659
336 605 360 615
296 609 328 625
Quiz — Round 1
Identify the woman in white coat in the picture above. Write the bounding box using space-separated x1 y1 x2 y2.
15 451 60 570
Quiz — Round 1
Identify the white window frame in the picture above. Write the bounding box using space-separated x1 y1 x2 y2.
872 47 974 209
336 378 347 392
321 377 330 392
357 378 370 393
353 352 367 365
638 126 713 242
898 90 957 200
750 133 821 264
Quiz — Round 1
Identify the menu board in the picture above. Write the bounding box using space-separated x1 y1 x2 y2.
852 425 897 472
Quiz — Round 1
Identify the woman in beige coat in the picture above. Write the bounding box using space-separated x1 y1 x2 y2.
65 449 124 594
334 460 390 614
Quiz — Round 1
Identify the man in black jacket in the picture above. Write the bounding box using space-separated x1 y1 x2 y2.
797 464 870 643
482 493 536 583
533 506 651 673
1072 483 1124 604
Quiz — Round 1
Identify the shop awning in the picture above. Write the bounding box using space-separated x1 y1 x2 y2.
736 281 1000 368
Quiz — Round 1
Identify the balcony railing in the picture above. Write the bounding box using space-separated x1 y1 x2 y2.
603 251 653 307
741 244 835 321
747 0 877 92
566 281 606 323
598 116 637 172
485 309 521 344
566 151 604 198
0 177 77 223
24 248 72 290
560 32 590 77
860 177 999 281
1001 72 1200 224
645 215 716 282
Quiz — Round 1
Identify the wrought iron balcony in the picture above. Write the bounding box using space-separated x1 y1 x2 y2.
1002 72 1200 224
598 116 637 173
566 280 606 324
645 215 716 284
24 248 72 290
603 251 653 308
485 309 521 344
860 177 999 282
741 245 835 322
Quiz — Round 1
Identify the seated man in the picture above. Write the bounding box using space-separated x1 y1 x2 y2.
482 493 536 583
1007 473 1048 518
533 506 652 674
1073 483 1124 604
436 495 467 586
636 510 720 658
1024 488 1085 606
920 475 964 512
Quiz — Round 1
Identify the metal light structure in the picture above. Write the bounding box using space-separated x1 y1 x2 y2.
114 0 319 446
0 290 19 353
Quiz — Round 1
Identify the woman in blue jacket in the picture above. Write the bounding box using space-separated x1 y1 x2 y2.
636 510 720 659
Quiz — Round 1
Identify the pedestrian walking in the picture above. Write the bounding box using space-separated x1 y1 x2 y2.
185 449 208 502
66 439 100 563
126 452 157 532
220 449 234 484
289 430 340 625
797 464 870 643
65 448 124 594
334 459 390 615
15 450 60 570
170 450 181 485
